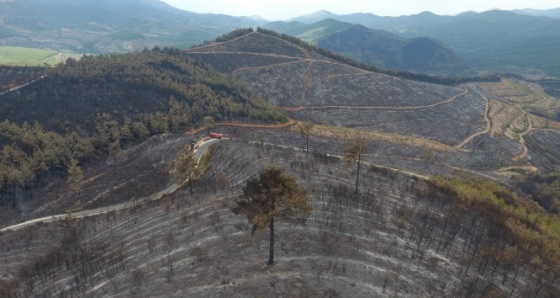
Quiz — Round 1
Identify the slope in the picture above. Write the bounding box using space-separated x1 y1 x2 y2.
184 31 484 147
0 139 558 297
0 49 286 218
184 29 560 177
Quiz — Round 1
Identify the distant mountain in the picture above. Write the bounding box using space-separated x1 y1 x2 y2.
317 24 465 74
265 19 354 43
265 20 465 74
290 10 452 33
288 10 339 23
0 0 265 53
288 10 560 78
513 8 560 18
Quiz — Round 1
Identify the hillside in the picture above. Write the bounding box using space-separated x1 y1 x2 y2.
0 49 285 220
0 0 264 53
264 20 465 74
184 30 560 179
0 49 285 133
0 138 559 297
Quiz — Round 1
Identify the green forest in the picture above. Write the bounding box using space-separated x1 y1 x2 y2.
0 48 287 209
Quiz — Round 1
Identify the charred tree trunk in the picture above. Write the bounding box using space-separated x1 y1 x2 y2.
268 216 275 265
189 173 193 195
306 133 309 157
355 153 361 195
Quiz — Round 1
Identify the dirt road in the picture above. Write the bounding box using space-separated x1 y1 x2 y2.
0 139 220 233
0 75 46 96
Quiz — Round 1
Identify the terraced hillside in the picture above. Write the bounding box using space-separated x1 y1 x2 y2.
184 31 560 174
1 139 558 297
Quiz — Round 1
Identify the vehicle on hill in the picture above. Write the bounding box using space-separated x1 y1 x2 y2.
210 132 223 139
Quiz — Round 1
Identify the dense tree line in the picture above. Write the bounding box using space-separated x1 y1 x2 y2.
255 27 501 85
0 49 286 135
215 28 254 43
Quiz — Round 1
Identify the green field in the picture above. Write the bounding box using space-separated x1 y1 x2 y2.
0 46 82 66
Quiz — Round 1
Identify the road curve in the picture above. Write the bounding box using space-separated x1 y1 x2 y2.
0 138 220 233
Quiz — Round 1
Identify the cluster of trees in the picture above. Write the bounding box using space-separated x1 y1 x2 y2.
430 176 560 278
254 27 501 85
0 120 93 208
517 170 560 214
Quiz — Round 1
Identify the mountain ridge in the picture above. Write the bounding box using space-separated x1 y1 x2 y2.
286 9 560 77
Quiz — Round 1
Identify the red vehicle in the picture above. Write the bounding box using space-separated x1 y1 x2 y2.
209 132 223 139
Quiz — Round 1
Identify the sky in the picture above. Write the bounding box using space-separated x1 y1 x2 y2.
161 0 560 20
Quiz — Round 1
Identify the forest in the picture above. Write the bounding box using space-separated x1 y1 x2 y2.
0 48 287 210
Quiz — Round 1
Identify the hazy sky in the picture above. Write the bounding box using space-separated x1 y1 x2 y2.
161 0 560 20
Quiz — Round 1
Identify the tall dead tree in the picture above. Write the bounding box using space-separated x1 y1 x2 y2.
346 136 366 195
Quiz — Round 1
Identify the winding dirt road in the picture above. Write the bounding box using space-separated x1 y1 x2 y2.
0 139 220 233
454 95 491 149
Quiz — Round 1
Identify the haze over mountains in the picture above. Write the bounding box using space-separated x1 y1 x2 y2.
0 0 264 52
283 9 560 77
1 0 560 77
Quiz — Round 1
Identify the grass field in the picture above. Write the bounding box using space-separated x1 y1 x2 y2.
0 46 82 66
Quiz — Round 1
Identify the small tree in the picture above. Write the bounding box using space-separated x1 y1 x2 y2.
298 120 314 156
175 145 197 195
233 166 312 265
67 158 84 196
346 136 366 195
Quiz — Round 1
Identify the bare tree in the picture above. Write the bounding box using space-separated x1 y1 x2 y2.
346 136 366 195
298 120 314 156
233 166 312 265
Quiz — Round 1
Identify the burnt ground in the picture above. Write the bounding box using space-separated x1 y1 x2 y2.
1 139 557 297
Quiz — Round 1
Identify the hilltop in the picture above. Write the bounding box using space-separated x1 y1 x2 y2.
264 20 465 74
184 30 560 177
